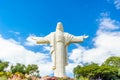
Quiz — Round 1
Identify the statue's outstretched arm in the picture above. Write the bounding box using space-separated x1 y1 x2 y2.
31 36 50 44
70 34 88 43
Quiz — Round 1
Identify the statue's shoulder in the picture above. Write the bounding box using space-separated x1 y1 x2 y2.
64 32 73 36
47 32 55 37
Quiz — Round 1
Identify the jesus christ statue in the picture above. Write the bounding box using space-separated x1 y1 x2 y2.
32 22 88 77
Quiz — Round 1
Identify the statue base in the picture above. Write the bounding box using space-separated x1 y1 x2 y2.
40 75 74 80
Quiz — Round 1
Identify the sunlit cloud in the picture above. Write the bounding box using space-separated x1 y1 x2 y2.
67 13 120 76
25 35 37 46
0 35 52 76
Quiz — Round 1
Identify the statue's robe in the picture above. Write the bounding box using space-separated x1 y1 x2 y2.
36 32 84 77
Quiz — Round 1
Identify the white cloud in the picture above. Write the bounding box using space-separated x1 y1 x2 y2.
114 0 120 9
9 31 20 35
67 15 120 76
69 45 85 64
0 35 52 76
25 35 38 46
107 0 120 9
98 18 120 31
42 45 50 52
66 63 78 77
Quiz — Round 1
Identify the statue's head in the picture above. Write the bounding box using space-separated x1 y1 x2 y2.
56 22 64 31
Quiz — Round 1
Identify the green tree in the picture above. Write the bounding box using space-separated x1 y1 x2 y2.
102 56 120 79
73 63 100 79
73 65 81 78
25 64 39 75
10 63 26 74
97 65 118 80
73 56 120 80
103 56 120 67
0 60 9 72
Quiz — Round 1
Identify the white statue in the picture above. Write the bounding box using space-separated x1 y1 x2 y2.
32 22 88 77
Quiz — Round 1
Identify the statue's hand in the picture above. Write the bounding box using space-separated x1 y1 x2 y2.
31 37 37 40
83 34 89 39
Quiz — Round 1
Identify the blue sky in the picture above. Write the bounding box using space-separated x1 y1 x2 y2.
0 0 120 77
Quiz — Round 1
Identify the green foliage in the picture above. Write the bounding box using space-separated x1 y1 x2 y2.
10 63 26 74
5 71 12 77
0 60 41 79
97 65 118 80
73 65 81 78
0 75 7 80
74 63 100 79
0 60 9 71
10 63 40 77
25 64 39 74
25 64 40 77
78 76 89 80
103 56 120 68
118 68 120 76
73 56 120 80
0 71 4 76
